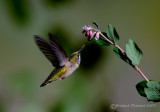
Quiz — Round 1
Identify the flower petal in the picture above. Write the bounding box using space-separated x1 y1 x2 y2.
95 32 100 40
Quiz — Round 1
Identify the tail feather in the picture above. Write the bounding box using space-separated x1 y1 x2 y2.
40 77 58 87
40 69 58 88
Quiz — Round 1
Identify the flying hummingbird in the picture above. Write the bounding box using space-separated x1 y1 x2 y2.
34 33 85 87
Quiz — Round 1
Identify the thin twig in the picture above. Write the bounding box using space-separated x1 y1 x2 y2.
98 29 150 82
137 67 149 82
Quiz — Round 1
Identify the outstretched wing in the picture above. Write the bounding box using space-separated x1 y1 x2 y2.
34 33 67 67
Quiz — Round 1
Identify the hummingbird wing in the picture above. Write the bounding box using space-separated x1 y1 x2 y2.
34 33 67 67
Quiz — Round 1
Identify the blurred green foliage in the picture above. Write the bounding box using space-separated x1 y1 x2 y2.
44 0 73 8
8 69 36 98
81 43 105 72
0 99 4 112
5 0 30 25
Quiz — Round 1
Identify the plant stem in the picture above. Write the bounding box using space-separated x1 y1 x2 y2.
137 67 149 82
115 45 125 53
99 32 114 45
99 31 125 53
98 30 150 82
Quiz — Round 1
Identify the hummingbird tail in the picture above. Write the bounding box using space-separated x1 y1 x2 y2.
40 81 51 87
40 83 46 88
40 76 58 88
40 70 59 88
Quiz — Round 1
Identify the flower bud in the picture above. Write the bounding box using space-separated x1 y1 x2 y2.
87 31 90 37
95 32 100 40
82 30 86 34
89 31 93 38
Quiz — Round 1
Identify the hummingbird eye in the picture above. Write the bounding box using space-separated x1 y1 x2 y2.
76 54 80 61
77 54 80 59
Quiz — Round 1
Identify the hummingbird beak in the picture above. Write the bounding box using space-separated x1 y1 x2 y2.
78 42 88 53
80 45 85 52
78 44 86 53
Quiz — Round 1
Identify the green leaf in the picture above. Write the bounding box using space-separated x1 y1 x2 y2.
113 47 134 67
145 81 160 101
136 80 160 102
136 80 148 97
126 39 143 66
95 32 112 46
106 24 119 45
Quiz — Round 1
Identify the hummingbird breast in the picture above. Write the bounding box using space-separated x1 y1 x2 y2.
60 61 79 78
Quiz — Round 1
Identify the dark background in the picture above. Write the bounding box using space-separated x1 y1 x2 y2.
0 0 160 112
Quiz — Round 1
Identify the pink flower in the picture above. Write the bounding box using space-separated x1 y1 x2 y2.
82 25 94 40
82 25 100 40
82 25 92 31
87 31 90 37
89 30 92 37
95 32 100 40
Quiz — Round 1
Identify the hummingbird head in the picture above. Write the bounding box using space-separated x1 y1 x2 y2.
69 45 85 65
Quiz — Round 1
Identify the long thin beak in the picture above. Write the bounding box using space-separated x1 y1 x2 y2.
78 42 88 53
79 45 85 52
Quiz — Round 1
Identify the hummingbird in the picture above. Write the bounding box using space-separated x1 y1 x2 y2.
34 33 85 87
